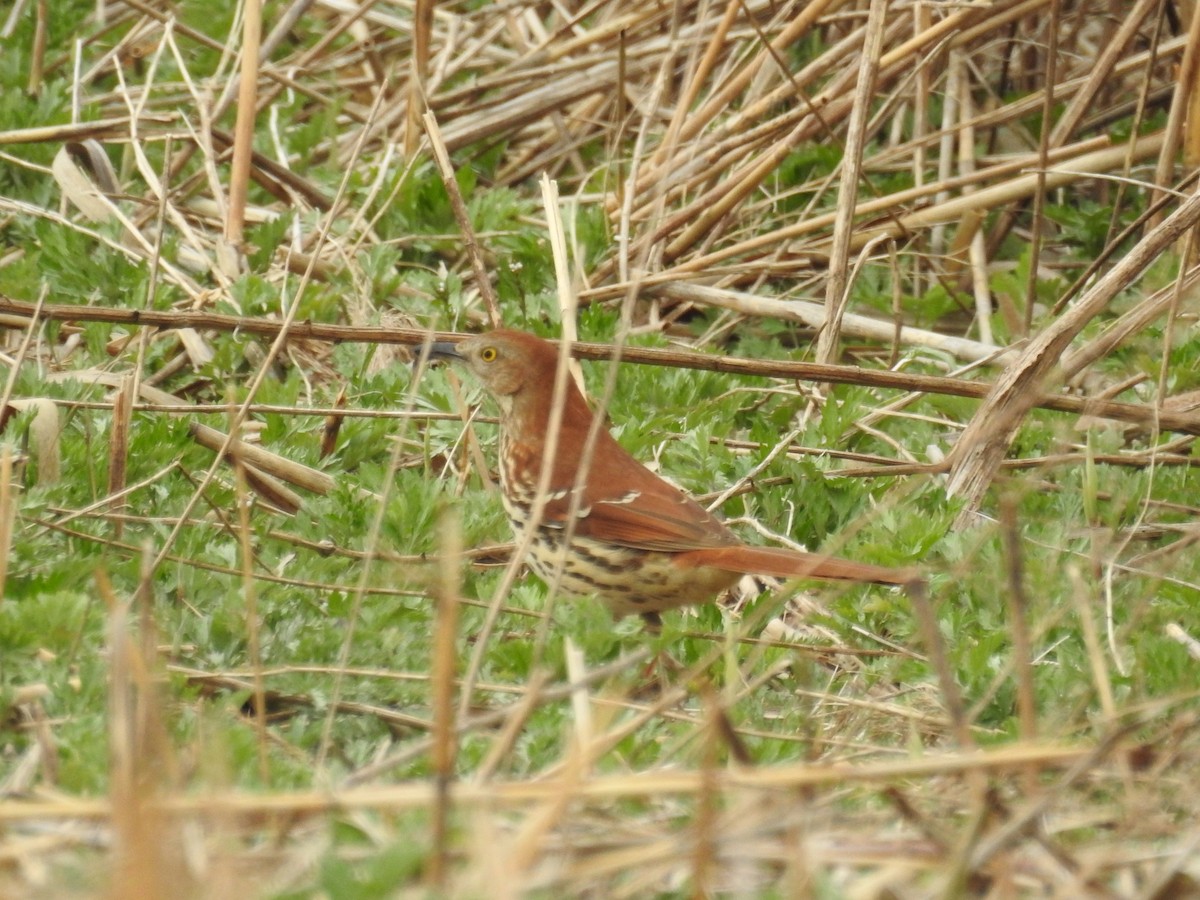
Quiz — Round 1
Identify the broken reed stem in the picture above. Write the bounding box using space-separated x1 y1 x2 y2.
564 637 593 756
947 175 1200 524
539 172 589 396
189 422 334 494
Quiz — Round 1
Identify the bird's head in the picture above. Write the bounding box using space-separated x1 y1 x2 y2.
426 329 558 399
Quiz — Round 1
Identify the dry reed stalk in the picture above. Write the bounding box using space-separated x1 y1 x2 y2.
817 0 888 367
407 0 434 155
103 559 183 899
0 288 46 423
629 133 1116 284
1049 0 1160 147
539 172 586 386
656 281 1018 365
424 110 501 327
640 4 1004 256
847 133 1166 252
0 742 1100 824
0 400 59 485
564 637 593 757
953 65 995 347
427 506 462 888
691 687 720 898
669 0 842 155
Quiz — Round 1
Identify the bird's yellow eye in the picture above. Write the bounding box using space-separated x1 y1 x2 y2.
480 346 498 362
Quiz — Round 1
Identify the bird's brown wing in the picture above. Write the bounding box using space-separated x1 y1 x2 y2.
537 435 739 552
571 480 738 551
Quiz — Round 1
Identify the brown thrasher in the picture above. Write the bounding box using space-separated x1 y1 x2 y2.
428 329 919 626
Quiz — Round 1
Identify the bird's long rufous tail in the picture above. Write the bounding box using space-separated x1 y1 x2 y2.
674 545 921 587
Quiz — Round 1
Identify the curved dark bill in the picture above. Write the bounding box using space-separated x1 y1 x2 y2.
412 340 464 374
427 341 463 361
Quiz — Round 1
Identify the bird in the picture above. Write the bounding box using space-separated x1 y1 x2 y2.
425 329 919 627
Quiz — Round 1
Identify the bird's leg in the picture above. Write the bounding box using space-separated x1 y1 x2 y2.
630 610 685 695
639 611 664 634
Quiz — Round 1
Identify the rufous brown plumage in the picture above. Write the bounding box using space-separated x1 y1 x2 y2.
428 329 919 625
